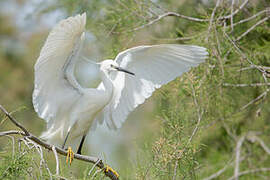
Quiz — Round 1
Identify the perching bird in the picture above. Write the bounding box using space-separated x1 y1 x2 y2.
32 13 208 163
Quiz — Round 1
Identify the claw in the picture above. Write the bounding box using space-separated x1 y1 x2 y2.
66 147 74 165
105 165 119 179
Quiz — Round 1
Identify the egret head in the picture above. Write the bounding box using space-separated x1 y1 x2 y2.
100 60 135 75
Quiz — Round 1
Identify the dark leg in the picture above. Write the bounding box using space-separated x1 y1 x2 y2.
77 135 86 155
62 130 70 149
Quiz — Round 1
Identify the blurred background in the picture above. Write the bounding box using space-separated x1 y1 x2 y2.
1 0 270 179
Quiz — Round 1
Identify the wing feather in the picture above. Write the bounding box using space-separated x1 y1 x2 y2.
96 44 208 129
32 13 86 129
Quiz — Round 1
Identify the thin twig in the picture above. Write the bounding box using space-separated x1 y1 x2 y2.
116 0 146 20
219 0 249 20
223 29 263 73
172 160 178 180
236 16 270 41
91 168 103 179
233 9 269 26
124 11 208 33
246 134 270 155
0 105 30 136
234 136 245 180
26 137 52 180
188 81 203 144
228 168 270 180
52 146 60 176
6 135 15 157
174 78 204 161
37 142 53 180
221 119 237 141
240 89 269 110
231 0 235 31
203 156 246 180
0 130 25 137
238 65 270 72
206 0 221 41
19 137 32 150
223 82 270 87
151 36 194 42
88 159 101 176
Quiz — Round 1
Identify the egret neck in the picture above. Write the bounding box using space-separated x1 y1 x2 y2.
100 68 114 102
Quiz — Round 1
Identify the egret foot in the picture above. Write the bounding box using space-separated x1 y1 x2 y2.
105 165 119 179
66 147 74 165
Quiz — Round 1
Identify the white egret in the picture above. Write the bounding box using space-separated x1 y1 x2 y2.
32 13 208 164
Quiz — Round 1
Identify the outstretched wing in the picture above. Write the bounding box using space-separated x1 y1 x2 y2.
97 44 208 129
32 13 86 129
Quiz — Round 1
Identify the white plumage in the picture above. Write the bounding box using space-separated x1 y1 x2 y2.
32 13 208 150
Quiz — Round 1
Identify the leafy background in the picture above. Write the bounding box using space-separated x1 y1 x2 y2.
0 0 270 179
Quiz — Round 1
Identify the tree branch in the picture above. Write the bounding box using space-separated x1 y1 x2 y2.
206 0 221 41
223 82 270 87
203 156 246 180
124 11 208 33
247 134 270 155
228 168 270 180
234 136 245 180
0 105 30 136
236 16 270 41
0 104 119 180
232 8 270 27
218 0 249 20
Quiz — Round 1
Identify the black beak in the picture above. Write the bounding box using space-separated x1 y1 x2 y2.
115 66 135 76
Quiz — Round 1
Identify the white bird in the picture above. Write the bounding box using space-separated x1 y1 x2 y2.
32 13 208 159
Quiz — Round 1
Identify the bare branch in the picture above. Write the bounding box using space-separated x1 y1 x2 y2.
0 105 30 136
88 159 102 176
238 65 270 72
124 11 208 33
240 89 269 110
151 36 194 42
231 0 235 31
247 134 270 155
5 135 15 157
203 156 246 180
172 160 178 180
206 0 221 41
221 119 237 141
236 16 270 41
233 9 270 26
0 130 25 137
223 30 264 74
219 0 249 20
234 136 245 180
228 168 270 180
52 146 60 176
188 80 203 144
91 168 103 179
223 82 270 87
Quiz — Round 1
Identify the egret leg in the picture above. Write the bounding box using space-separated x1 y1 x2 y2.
62 130 70 149
77 135 86 155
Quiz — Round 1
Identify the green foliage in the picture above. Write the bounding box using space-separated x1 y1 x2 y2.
0 151 29 179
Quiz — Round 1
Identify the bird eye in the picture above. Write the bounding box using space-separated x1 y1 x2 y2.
110 64 113 68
